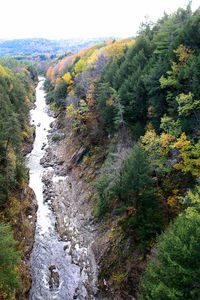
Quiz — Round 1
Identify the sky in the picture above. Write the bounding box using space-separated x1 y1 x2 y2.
1 0 199 40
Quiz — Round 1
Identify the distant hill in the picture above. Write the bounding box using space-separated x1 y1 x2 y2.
0 38 112 56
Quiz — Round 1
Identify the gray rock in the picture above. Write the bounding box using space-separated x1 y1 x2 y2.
70 146 88 165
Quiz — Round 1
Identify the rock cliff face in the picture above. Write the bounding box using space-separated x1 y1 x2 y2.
15 185 37 300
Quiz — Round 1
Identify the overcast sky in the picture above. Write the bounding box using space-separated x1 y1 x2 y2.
1 0 199 40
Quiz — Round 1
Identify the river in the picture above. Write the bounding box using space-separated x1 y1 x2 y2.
27 78 90 300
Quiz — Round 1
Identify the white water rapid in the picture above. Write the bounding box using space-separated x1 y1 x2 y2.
27 78 89 300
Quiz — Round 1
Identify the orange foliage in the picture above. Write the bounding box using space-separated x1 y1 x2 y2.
58 60 65 73
55 78 61 87
106 96 115 106
86 82 96 107
46 66 52 79
72 53 78 64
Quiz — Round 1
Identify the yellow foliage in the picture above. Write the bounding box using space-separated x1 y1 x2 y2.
74 59 86 74
66 104 79 118
171 132 191 152
0 65 9 77
126 39 135 48
86 49 99 68
8 148 16 169
66 104 82 130
141 129 160 149
77 50 84 57
145 122 154 131
83 155 90 164
160 132 175 155
147 105 156 118
174 44 194 66
167 195 178 207
104 41 126 60
62 72 71 84
141 129 176 166
103 38 135 61
171 133 200 176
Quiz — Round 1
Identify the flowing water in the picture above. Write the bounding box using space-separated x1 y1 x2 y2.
27 78 88 300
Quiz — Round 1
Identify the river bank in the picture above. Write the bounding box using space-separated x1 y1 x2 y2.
27 78 147 300
27 78 99 299
39 112 99 299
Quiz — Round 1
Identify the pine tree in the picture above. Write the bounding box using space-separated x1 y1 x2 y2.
0 224 21 299
138 214 200 299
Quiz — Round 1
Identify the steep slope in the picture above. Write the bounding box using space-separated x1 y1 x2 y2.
0 59 38 299
41 4 200 299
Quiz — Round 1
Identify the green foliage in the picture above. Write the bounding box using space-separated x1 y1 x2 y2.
180 184 200 218
0 223 22 299
14 153 27 186
160 115 182 136
94 144 163 246
116 144 163 246
54 80 68 107
176 92 200 118
97 82 117 133
138 214 200 299
130 121 145 140
92 174 110 217
0 61 33 206
74 59 86 74
41 6 200 296
78 99 90 114
171 133 200 177
117 144 153 206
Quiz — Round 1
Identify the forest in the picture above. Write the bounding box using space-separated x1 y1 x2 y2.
44 3 200 299
0 2 200 299
0 58 38 298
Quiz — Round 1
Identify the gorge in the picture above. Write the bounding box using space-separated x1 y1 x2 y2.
27 78 97 300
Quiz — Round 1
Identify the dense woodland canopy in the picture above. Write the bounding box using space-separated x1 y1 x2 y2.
0 2 200 299
45 3 200 298
0 59 37 298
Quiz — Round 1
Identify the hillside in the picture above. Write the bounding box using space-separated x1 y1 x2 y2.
44 4 200 298
0 37 113 57
0 2 200 299
0 59 38 299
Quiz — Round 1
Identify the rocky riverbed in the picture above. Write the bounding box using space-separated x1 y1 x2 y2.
27 78 100 300
39 113 99 298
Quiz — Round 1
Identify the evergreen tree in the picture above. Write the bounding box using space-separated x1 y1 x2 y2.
116 144 163 245
0 224 21 299
138 214 200 299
